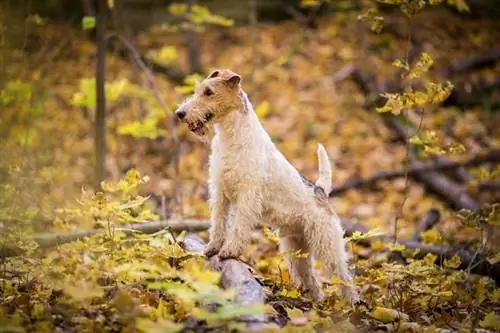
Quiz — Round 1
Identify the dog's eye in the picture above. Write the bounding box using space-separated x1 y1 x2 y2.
204 88 214 96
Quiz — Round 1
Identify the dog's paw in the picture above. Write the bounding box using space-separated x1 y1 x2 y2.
204 242 222 258
217 246 242 260
310 287 325 302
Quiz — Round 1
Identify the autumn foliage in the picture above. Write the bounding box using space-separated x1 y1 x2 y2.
0 0 499 332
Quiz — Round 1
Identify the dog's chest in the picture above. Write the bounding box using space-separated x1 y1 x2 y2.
209 145 257 200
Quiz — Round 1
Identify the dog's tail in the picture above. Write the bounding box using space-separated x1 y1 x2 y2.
315 143 332 194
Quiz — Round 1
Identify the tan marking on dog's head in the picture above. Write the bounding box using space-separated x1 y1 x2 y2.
175 69 243 136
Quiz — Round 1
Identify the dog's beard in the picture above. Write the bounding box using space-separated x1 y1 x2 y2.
187 112 215 142
187 112 214 135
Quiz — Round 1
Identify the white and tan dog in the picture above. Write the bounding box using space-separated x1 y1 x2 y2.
175 69 358 302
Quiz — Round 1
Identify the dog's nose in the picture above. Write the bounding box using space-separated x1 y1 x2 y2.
175 110 186 120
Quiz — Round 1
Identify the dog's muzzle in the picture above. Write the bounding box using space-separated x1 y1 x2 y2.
187 112 214 135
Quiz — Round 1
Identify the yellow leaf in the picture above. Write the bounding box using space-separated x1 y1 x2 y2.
493 288 500 302
155 46 178 64
408 52 434 79
444 255 461 269
255 101 270 118
487 253 500 265
263 227 279 244
389 243 406 252
420 229 442 245
479 311 500 330
423 253 437 266
280 267 292 284
369 306 409 323
279 288 300 299
371 239 385 251
348 228 385 242
300 0 320 8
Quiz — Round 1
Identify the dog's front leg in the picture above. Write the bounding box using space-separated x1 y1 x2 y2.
217 189 262 260
204 189 229 257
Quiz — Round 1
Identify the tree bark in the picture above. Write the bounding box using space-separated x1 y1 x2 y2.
94 0 108 189
186 0 203 74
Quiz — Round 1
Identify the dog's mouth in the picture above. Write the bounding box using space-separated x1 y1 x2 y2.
187 112 214 135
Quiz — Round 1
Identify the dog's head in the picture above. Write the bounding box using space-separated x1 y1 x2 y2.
174 69 242 136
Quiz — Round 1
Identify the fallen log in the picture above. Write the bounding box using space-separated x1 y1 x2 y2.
328 149 500 197
348 65 483 211
0 219 210 258
2 217 498 282
441 47 500 78
443 76 500 109
180 234 267 327
383 112 481 211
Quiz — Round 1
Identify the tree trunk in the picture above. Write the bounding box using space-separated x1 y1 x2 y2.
94 0 108 189
186 0 203 74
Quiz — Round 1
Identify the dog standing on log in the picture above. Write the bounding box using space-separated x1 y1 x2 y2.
175 69 358 303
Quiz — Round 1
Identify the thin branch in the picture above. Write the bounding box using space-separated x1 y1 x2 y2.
115 35 183 217
411 208 441 241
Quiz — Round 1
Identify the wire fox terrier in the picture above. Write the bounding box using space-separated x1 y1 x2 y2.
175 69 358 302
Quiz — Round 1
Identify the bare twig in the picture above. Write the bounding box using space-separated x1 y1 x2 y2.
331 63 357 85
284 5 318 29
411 209 441 241
115 35 183 217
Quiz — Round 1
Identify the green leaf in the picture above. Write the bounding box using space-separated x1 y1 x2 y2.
82 16 96 30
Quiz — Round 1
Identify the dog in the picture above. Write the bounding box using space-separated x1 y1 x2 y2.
175 69 358 302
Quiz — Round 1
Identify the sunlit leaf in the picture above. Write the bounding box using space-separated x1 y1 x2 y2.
444 255 461 268
369 306 409 323
479 312 500 330
82 16 96 30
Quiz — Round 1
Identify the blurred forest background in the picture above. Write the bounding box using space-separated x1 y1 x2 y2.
0 0 499 332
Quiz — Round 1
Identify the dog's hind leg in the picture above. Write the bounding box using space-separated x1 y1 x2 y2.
304 212 359 303
279 228 324 301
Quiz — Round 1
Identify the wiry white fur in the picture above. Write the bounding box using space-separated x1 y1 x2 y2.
204 90 358 303
316 144 332 194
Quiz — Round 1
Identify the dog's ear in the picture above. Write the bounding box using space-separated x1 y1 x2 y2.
223 71 241 88
207 70 220 79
